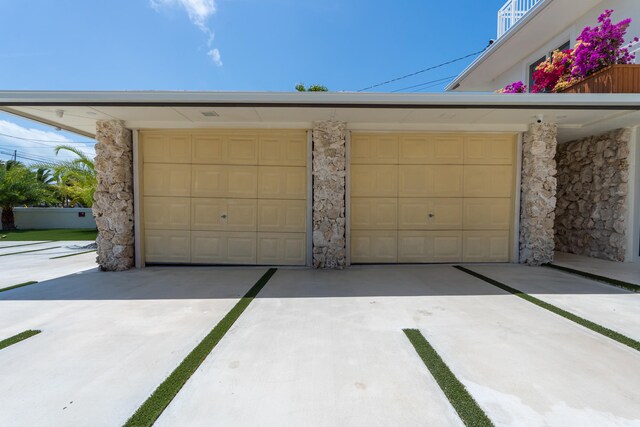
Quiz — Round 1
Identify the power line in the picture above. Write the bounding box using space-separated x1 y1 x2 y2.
0 146 59 162
0 131 95 145
0 150 56 165
390 75 458 93
0 143 95 152
356 48 487 92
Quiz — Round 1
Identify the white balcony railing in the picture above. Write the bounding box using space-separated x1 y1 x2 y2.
497 0 543 38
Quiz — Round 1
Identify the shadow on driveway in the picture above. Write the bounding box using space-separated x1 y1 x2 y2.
0 263 632 301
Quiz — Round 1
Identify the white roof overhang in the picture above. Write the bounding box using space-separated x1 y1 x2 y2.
0 91 638 143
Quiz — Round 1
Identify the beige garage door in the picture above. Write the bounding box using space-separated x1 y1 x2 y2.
141 130 307 265
350 132 516 263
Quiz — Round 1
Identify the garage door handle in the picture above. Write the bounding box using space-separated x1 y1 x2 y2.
428 213 434 218
220 214 227 219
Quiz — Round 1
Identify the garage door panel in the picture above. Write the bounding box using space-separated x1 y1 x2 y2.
144 164 191 197
351 134 398 164
351 198 397 230
351 165 397 197
191 134 258 165
259 133 307 166
227 167 259 198
226 199 258 231
191 199 256 231
257 199 306 232
142 134 191 164
191 231 256 264
227 235 258 263
433 135 465 163
227 135 259 165
464 134 515 165
144 197 190 230
463 231 510 262
258 167 306 199
191 231 224 263
192 135 225 164
464 166 513 197
464 198 512 230
192 165 226 197
257 232 306 265
351 230 397 263
398 231 462 263
191 198 226 230
399 134 463 164
145 230 190 263
192 165 257 198
398 198 463 230
399 165 463 197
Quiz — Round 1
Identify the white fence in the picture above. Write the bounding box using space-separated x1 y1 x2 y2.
1 207 96 229
498 0 542 38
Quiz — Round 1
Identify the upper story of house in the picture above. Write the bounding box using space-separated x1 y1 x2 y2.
447 0 640 92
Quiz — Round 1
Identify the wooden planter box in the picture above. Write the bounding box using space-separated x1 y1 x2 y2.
560 64 640 93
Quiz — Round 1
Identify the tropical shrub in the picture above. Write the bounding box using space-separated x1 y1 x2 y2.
497 81 527 93
572 9 638 78
0 161 54 230
499 9 638 93
45 145 97 208
295 84 328 92
531 49 574 93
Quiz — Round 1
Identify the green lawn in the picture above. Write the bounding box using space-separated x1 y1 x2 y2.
0 229 97 241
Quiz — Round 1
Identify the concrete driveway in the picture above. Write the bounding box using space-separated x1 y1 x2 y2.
0 265 638 426
0 241 98 288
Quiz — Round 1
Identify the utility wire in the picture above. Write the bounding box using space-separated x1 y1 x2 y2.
391 75 458 93
0 144 95 152
0 131 94 145
0 150 56 165
356 48 486 92
0 146 60 162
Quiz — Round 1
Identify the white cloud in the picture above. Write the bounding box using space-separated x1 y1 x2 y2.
151 0 222 66
208 48 223 67
151 0 215 32
0 120 95 165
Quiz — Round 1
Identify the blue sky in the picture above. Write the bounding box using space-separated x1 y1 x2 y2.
0 0 506 162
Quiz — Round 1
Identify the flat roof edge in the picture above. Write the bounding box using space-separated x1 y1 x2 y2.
0 91 638 110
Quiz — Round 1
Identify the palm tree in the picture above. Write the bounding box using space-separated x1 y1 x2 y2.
0 161 54 230
40 145 96 207
36 167 56 185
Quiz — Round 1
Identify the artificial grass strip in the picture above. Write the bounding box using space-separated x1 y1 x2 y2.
124 268 278 427
0 330 41 350
0 241 55 250
0 281 38 293
454 266 640 352
545 263 639 293
50 249 96 260
0 246 62 257
403 329 493 427
0 228 97 241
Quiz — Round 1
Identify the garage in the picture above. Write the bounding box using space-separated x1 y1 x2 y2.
141 129 308 265
350 132 517 263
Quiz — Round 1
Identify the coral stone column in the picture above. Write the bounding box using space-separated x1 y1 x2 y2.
92 120 134 271
312 121 347 269
519 123 558 265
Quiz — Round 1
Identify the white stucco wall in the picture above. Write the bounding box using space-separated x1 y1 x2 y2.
2 208 97 229
493 0 640 90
